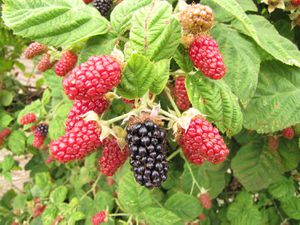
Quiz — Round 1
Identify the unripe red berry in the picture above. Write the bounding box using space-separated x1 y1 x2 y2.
175 76 191 111
268 136 279 151
55 51 78 76
291 0 300 6
198 192 212 209
19 113 37 125
92 211 107 225
189 36 226 80
83 0 93 3
282 127 295 140
37 53 55 72
24 42 47 59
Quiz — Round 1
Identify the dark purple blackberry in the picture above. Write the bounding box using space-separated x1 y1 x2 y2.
93 0 113 16
34 123 49 137
126 120 168 189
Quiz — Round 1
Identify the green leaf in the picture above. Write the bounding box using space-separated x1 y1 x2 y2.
281 197 300 220
180 162 228 199
111 0 151 34
236 0 257 11
50 186 68 204
243 61 300 133
0 110 13 128
17 100 42 124
79 33 117 64
211 24 261 107
44 71 64 104
141 207 181 225
0 90 13 106
165 193 201 221
130 1 181 61
186 73 243 136
173 45 194 73
117 53 156 99
227 191 262 225
278 139 300 171
209 0 259 43
7 130 26 155
232 15 300 67
2 0 109 47
41 204 58 225
268 179 295 200
32 172 52 198
231 142 285 192
49 102 72 140
117 167 153 214
13 194 27 210
1 155 15 171
150 59 170 95
42 89 51 106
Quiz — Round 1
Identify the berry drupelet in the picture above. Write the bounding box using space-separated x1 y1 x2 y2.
126 120 168 189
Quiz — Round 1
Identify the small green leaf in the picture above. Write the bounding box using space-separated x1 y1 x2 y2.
17 100 42 124
111 0 151 34
0 90 13 106
13 194 27 210
1 155 15 171
50 186 68 204
165 193 201 221
3 0 109 47
130 1 181 61
0 110 13 128
42 89 51 106
173 45 194 73
281 197 300 220
227 191 263 225
186 73 243 136
7 131 26 155
41 204 58 225
117 167 153 213
117 53 156 99
150 59 170 95
268 179 295 200
141 207 181 225
231 142 285 192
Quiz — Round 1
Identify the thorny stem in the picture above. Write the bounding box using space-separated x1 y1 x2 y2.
164 87 181 117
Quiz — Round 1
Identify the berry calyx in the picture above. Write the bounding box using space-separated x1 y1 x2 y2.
19 113 37 125
98 138 129 176
63 55 122 100
198 192 212 209
179 4 214 34
178 116 229 164
93 0 113 16
37 53 55 72
51 120 102 162
91 211 107 225
282 127 295 140
175 76 191 111
126 119 168 189
24 42 47 59
189 36 226 80
66 97 109 131
55 51 78 76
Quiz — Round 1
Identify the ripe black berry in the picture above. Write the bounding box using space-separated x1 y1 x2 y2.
34 123 49 137
93 0 113 16
126 120 168 189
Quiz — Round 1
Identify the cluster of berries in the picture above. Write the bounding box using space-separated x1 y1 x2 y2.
0 128 11 146
23 42 77 76
179 3 226 80
19 113 48 149
50 54 128 177
83 0 113 16
268 126 296 151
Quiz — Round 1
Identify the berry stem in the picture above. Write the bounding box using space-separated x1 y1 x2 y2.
159 109 178 121
167 149 181 161
184 155 202 191
110 213 130 217
80 174 101 201
164 87 181 117
106 112 135 124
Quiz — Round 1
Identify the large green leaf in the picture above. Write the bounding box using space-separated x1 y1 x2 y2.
186 74 243 136
268 179 295 201
278 139 300 171
281 197 300 220
233 15 300 67
111 0 151 34
117 168 153 214
180 162 228 199
141 207 181 225
231 142 285 192
227 192 262 225
243 61 300 133
117 53 156 99
129 1 181 61
211 24 261 107
165 193 201 221
2 0 108 47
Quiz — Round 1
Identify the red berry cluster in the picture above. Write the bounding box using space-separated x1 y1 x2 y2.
24 42 48 59
291 0 300 6
19 113 37 125
98 138 129 176
174 76 191 111
51 55 125 170
198 192 212 209
178 116 229 164
282 127 295 140
0 128 11 145
91 211 107 225
55 51 78 76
